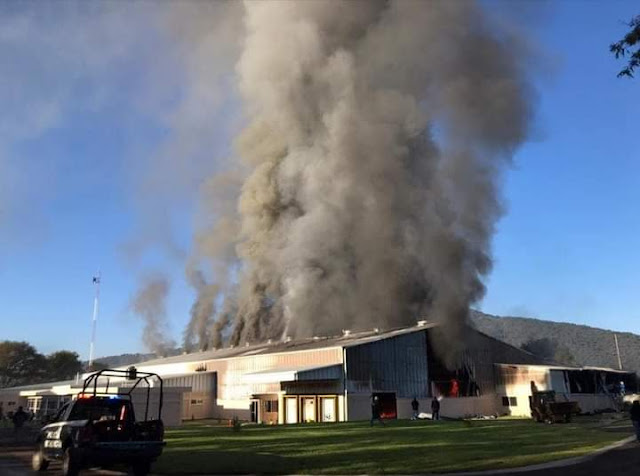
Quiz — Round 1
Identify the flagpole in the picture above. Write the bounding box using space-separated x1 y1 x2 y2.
89 272 101 369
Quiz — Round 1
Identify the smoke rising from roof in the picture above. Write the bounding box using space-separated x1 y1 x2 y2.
183 267 217 352
130 274 175 355
182 0 535 358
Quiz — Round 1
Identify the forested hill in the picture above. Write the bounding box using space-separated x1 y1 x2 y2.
91 350 182 368
91 313 640 374
90 352 156 368
471 310 640 373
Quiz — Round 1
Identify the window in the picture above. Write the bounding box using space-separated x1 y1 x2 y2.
52 403 69 423
502 396 518 407
190 399 203 405
69 399 130 423
265 400 278 413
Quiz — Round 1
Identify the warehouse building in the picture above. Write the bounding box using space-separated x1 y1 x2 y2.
1 321 636 425
496 363 637 416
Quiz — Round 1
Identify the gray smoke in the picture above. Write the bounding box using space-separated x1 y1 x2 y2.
130 275 175 355
187 0 534 356
183 266 218 352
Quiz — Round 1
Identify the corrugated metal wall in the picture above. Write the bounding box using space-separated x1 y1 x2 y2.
163 372 216 393
346 330 428 398
465 331 543 394
215 348 343 401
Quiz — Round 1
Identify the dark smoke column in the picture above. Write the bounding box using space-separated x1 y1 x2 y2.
199 0 534 354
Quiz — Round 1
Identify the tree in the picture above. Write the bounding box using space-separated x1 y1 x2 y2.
611 15 640 77
0 341 46 388
46 351 83 381
521 337 577 366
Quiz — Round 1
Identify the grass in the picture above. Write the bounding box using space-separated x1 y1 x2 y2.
152 416 632 474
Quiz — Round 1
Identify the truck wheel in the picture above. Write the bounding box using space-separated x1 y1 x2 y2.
131 460 151 476
31 447 49 471
62 448 80 476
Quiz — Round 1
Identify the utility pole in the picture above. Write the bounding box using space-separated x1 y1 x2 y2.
614 333 623 370
88 272 101 369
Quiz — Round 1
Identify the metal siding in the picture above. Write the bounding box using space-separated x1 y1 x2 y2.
214 348 343 401
464 331 544 394
297 364 343 381
346 331 428 398
163 372 216 394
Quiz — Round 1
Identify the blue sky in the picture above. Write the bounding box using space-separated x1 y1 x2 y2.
0 1 638 359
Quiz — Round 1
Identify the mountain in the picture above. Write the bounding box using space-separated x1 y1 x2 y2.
471 310 640 373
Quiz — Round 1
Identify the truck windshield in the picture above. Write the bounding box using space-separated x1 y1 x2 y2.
68 398 130 422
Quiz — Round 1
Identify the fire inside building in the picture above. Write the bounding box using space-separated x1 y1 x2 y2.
1 322 636 425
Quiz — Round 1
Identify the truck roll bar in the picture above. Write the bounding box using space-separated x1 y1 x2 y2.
80 368 164 421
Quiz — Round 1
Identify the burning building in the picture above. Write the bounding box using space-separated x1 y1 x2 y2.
2 322 635 425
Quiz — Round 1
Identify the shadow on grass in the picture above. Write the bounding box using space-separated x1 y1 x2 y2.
153 419 630 474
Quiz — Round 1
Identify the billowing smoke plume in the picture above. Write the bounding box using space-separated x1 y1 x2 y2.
189 0 534 355
183 267 217 352
130 275 175 355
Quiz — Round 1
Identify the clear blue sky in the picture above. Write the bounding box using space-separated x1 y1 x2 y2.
0 1 638 359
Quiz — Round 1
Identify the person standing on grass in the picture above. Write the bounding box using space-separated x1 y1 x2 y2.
370 395 384 426
11 406 28 434
630 401 640 441
431 397 441 421
411 398 419 420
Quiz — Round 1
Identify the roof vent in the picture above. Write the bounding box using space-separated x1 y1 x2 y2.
284 336 292 343
342 329 351 337
313 336 320 341
373 328 380 334
417 319 428 327
267 339 272 344
245 342 250 347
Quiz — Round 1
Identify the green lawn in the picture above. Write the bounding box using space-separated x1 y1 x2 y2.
152 417 632 474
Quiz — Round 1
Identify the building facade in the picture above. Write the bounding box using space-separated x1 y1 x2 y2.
1 322 636 425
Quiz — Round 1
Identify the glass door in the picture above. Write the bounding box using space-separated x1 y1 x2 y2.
285 397 298 424
320 397 337 422
250 400 259 423
302 397 316 422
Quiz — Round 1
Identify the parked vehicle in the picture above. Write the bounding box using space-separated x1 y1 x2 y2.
31 368 165 476
530 390 580 423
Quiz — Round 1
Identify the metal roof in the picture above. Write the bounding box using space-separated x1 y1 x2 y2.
494 362 633 374
0 379 77 394
0 324 435 394
135 322 438 367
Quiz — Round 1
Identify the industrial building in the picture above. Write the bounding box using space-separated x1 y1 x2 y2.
1 322 636 425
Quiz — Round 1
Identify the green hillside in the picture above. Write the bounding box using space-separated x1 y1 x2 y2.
471 310 639 372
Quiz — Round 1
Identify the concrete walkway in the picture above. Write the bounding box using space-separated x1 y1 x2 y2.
489 439 639 476
453 436 637 476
